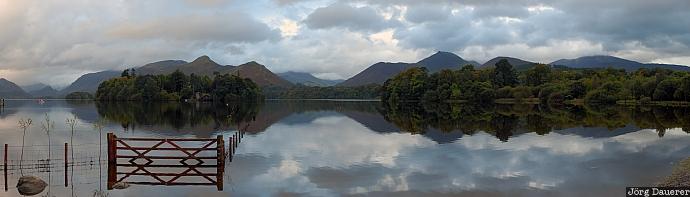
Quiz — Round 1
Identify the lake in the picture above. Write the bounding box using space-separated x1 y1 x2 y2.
0 99 689 197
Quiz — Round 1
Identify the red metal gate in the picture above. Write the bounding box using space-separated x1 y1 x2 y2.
107 133 225 190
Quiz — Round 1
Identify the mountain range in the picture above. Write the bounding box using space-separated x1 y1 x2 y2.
29 86 59 98
278 71 344 87
338 51 480 87
21 83 50 92
550 55 690 72
0 78 32 98
137 56 293 87
3 53 690 99
58 70 121 96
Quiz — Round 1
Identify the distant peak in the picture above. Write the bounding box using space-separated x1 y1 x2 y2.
239 61 268 69
421 51 463 60
244 61 262 66
192 55 212 62
434 51 455 55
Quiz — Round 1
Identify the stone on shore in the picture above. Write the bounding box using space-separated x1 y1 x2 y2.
16 176 47 196
112 182 131 189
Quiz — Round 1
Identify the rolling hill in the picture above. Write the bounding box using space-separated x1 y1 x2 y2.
278 71 343 87
481 57 539 70
338 51 478 87
28 86 59 98
550 55 690 72
338 62 415 87
134 60 189 75
21 83 50 92
0 78 32 98
417 51 480 72
59 70 120 96
232 61 293 87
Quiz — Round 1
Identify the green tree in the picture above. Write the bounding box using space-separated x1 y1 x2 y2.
121 69 130 78
676 76 690 101
170 70 187 92
492 59 518 88
653 79 679 101
525 64 552 86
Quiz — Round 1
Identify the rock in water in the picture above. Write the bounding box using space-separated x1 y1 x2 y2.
16 176 47 196
112 182 131 189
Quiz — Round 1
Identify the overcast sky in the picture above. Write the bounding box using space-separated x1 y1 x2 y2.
1 0 689 87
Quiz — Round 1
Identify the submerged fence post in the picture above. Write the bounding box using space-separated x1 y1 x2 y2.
228 137 233 162
107 133 115 190
4 144 7 191
217 135 224 191
64 143 68 187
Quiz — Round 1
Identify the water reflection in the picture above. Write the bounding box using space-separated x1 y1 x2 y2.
97 101 690 143
381 102 690 142
0 100 688 196
95 101 260 135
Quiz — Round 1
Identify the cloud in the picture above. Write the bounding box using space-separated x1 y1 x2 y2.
108 13 280 43
273 0 317 6
304 3 398 32
235 28 423 79
1 0 690 86
404 4 451 23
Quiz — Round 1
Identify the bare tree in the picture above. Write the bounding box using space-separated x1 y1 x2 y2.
41 113 54 196
18 118 32 176
66 115 78 197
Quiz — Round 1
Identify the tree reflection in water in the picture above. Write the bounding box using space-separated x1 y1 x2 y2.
381 102 690 141
96 101 261 135
94 100 690 142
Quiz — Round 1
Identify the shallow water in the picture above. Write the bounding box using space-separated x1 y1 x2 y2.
0 100 689 197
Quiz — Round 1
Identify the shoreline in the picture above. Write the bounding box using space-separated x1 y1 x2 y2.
5 98 690 107
658 157 690 187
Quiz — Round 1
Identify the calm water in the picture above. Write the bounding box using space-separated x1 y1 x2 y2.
0 100 689 197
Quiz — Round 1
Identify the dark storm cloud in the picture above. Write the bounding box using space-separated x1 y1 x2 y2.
404 4 451 23
372 0 690 61
471 4 530 19
552 0 690 52
304 3 399 32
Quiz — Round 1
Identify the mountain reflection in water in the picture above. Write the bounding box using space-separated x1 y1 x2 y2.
96 101 690 142
0 99 688 197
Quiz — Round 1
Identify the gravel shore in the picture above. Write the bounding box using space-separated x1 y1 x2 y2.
658 157 690 187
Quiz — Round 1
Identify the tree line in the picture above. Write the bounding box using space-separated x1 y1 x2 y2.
381 59 690 104
96 69 263 101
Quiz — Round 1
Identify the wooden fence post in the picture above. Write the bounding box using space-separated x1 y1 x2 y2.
216 135 224 191
4 144 7 191
228 137 233 162
107 133 116 190
64 143 68 187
